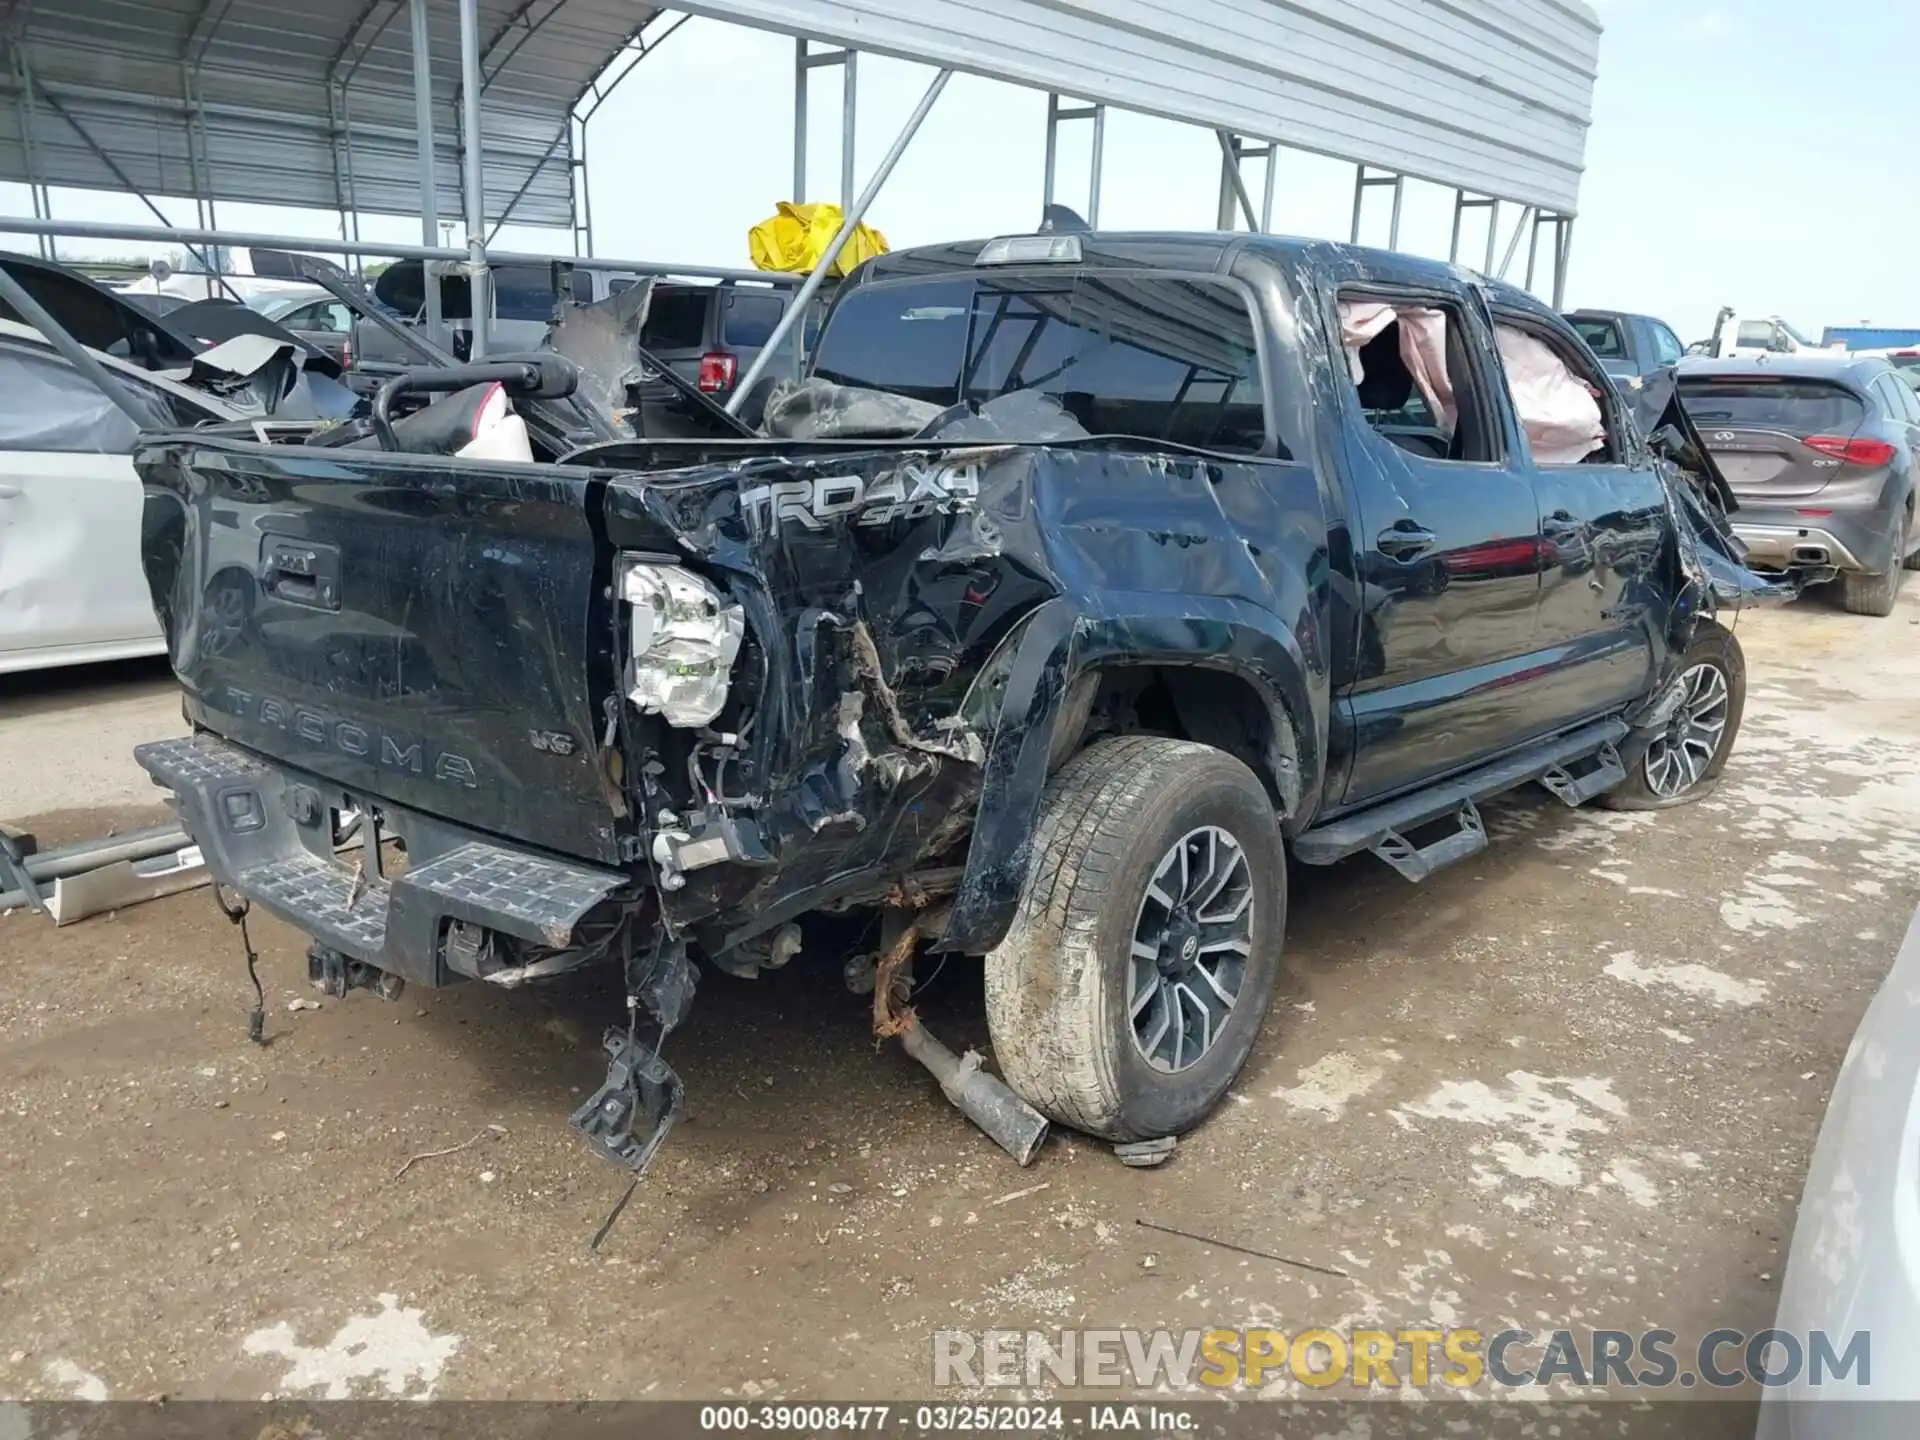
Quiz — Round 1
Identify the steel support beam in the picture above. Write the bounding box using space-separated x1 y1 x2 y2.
410 0 444 343
1215 132 1276 232
1043 94 1105 226
1350 165 1405 249
1213 132 1262 232
1523 211 1575 307
793 40 857 206
457 0 491 358
731 68 952 413
1496 205 1535 279
1449 191 1500 272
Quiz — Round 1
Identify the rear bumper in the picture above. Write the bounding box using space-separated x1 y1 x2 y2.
135 733 632 988
1732 496 1903 576
1731 522 1869 573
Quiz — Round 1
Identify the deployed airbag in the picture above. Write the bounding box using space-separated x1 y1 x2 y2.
1339 301 1456 431
1495 324 1605 465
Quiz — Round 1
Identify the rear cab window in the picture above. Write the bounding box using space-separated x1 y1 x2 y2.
1569 317 1625 360
811 271 1279 457
1679 378 1867 434
642 289 713 352
1650 322 1685 365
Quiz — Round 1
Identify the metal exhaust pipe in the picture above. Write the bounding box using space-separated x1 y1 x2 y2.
897 1018 1050 1166
1791 545 1829 566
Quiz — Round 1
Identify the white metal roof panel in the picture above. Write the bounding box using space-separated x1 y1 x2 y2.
677 0 1601 212
0 0 1599 228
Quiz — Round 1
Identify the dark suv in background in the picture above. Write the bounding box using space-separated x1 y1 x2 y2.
1679 353 1920 615
633 279 819 422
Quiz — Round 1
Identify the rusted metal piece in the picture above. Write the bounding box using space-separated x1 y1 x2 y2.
871 901 951 1038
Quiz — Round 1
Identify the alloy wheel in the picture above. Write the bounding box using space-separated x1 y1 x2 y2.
1128 826 1254 1073
1643 661 1731 797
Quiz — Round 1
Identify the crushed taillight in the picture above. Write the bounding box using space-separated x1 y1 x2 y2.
697 352 737 393
1803 434 1897 466
340 333 352 370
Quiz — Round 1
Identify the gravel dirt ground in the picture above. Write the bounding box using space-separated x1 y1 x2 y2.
3 587 1918 1419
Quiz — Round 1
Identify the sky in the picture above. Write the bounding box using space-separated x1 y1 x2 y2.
4 0 1915 344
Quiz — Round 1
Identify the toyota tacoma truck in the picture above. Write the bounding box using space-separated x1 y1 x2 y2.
117 231 1769 1181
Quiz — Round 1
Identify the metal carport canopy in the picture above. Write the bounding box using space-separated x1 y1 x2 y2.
679 0 1600 214
0 0 1598 235
0 0 663 229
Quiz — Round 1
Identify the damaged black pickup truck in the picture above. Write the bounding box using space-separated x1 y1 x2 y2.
120 231 1771 1179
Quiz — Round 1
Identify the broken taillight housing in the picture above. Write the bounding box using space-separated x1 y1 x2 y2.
697 352 737 392
618 557 744 728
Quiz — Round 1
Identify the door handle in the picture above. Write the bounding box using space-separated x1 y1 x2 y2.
1377 522 1437 560
1543 508 1582 532
0 485 20 499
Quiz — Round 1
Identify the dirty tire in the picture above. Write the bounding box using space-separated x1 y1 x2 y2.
1841 559 1903 617
983 736 1284 1142
1601 619 1746 812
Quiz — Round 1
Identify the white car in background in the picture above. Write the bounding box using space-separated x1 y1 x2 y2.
0 319 240 674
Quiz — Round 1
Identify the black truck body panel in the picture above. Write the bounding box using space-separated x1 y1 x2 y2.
139 443 627 864
132 231 1765 985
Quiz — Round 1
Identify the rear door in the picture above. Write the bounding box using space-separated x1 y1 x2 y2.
0 344 171 669
1678 376 1870 500
1329 273 1548 805
1497 312 1669 725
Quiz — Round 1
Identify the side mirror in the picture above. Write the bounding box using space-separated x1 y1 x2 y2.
1648 422 1689 461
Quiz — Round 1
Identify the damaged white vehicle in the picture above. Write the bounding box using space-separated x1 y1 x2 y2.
0 254 352 674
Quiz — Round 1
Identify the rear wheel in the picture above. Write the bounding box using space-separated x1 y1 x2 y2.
1900 496 1919 571
984 737 1284 1142
1602 620 1746 811
1841 559 1903 617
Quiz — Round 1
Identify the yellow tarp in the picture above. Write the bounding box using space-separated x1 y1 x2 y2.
749 202 889 279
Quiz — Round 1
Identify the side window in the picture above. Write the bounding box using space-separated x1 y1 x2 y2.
1337 292 1496 464
1873 374 1912 422
1897 377 1920 426
571 269 595 305
608 277 636 295
1650 322 1685 365
1569 318 1624 359
286 302 348 333
0 347 150 454
1736 320 1775 350
1492 319 1613 466
724 292 786 348
491 265 558 323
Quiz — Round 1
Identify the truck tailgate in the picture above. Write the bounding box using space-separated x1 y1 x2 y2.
137 438 630 864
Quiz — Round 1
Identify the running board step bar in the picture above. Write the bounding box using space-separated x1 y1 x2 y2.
1538 742 1626 808
1294 717 1630 878
1371 800 1486 882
